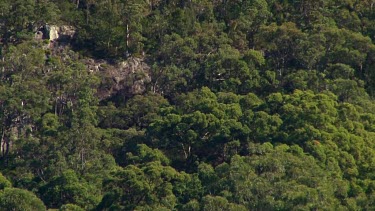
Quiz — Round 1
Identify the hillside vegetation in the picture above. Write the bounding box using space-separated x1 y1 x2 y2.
3 0 375 210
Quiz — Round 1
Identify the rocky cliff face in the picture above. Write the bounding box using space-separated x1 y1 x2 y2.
93 57 151 100
35 25 76 43
35 24 151 101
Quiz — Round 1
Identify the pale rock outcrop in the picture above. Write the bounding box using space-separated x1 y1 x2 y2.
36 25 76 42
48 25 60 41
34 24 149 100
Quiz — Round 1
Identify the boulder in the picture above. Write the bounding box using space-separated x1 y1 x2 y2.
58 25 76 41
38 25 76 42
48 25 59 41
34 31 43 40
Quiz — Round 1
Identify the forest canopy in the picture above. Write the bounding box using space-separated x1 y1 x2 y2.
2 0 375 210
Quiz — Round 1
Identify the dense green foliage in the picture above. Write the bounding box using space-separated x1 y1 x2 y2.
3 0 375 210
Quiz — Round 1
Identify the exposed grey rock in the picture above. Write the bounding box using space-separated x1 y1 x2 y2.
58 25 76 41
96 57 151 99
33 24 148 100
36 24 76 42
34 31 43 40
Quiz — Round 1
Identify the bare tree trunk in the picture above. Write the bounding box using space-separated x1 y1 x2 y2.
126 24 130 56
181 143 188 159
1 129 10 165
0 127 4 157
55 97 58 116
